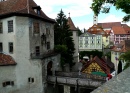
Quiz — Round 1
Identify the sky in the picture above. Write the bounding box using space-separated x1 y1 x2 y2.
34 0 130 30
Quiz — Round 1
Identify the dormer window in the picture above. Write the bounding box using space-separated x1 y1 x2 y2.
117 48 121 50
32 6 41 15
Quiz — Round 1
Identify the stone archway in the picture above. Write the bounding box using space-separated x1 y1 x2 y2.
47 61 53 75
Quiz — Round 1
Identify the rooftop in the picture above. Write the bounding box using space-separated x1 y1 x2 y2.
0 0 55 23
111 40 130 52
68 17 79 31
0 53 17 66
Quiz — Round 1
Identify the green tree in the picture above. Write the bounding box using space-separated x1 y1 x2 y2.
120 50 130 70
91 0 130 22
79 50 103 60
77 27 83 36
54 10 75 69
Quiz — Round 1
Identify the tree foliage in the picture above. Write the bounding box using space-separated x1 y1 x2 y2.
76 27 83 36
79 50 103 60
91 0 130 22
119 50 130 70
54 10 75 69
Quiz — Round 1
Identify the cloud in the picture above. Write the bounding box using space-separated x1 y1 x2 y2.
34 0 93 18
74 21 93 30
99 14 123 23
98 14 130 26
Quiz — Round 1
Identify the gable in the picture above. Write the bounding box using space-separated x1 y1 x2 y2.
82 62 105 74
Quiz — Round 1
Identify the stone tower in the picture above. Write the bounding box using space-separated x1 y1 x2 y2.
93 14 98 25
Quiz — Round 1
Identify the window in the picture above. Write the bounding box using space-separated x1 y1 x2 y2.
91 29 93 31
35 46 40 56
2 81 14 87
33 22 40 33
85 40 88 44
85 37 88 39
0 22 3 33
76 32 78 36
92 68 97 72
9 42 13 53
28 77 34 83
47 42 50 50
37 10 40 15
0 43 3 52
79 44 83 48
79 40 82 44
79 37 82 40
46 28 50 35
97 36 100 39
8 20 13 32
97 28 100 30
97 41 100 43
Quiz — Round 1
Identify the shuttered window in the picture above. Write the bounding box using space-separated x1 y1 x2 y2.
47 42 50 50
9 42 13 53
8 20 13 32
33 22 40 33
0 42 3 52
0 22 3 33
35 46 40 56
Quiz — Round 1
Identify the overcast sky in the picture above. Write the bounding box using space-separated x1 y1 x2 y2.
34 0 130 30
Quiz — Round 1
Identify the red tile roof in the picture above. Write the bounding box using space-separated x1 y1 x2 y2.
0 0 55 23
67 17 78 31
87 24 108 36
0 53 17 66
101 56 114 69
105 30 111 35
122 24 129 28
98 22 121 28
112 26 127 34
111 40 130 52
121 24 130 34
81 56 110 74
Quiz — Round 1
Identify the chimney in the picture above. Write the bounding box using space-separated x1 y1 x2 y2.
90 55 93 61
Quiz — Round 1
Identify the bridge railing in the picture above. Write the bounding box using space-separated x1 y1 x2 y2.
55 71 106 80
47 76 106 88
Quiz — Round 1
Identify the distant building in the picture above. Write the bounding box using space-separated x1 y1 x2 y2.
98 22 130 44
68 17 79 63
0 0 61 93
111 40 130 73
79 31 102 51
81 56 114 75
87 24 109 48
